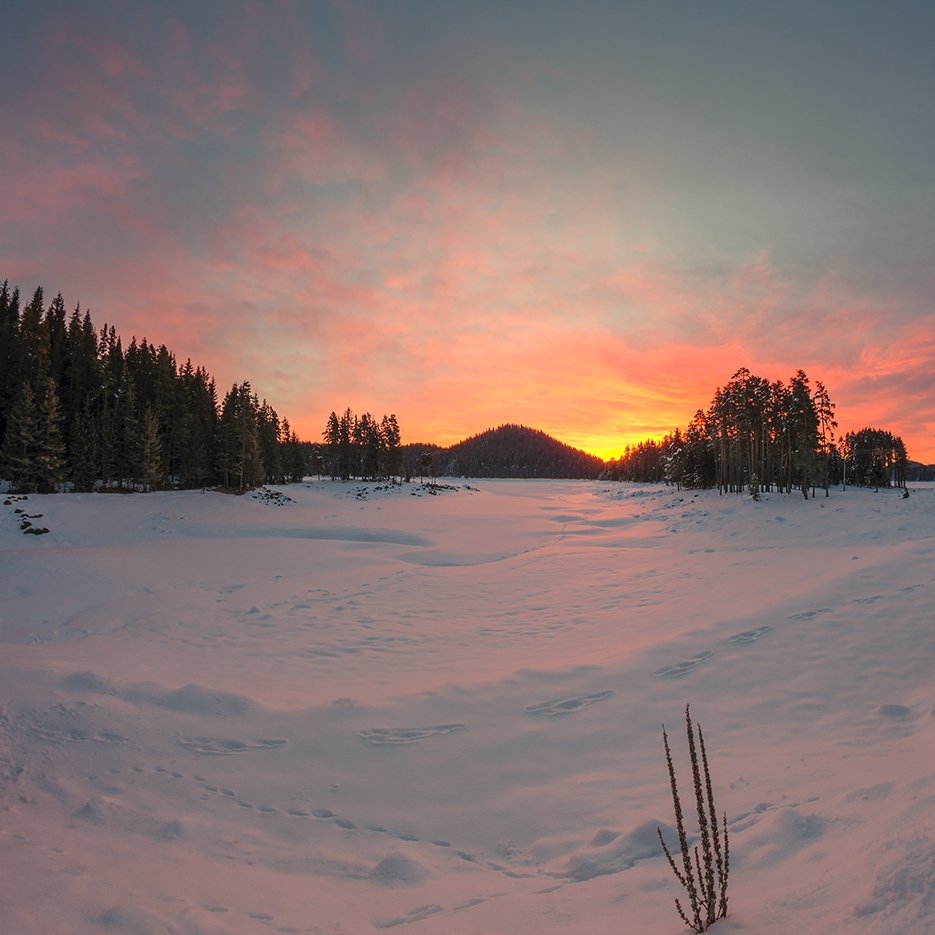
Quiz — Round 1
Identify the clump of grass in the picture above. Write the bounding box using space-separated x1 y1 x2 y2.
657 704 730 932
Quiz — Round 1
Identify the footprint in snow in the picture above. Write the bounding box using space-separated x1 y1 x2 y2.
120 756 507 892
358 724 466 745
177 735 287 755
524 690 615 717
789 608 832 620
729 626 773 644
373 903 444 928
655 651 715 679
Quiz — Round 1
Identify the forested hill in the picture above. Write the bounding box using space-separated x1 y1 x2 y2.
409 424 605 479
907 461 935 481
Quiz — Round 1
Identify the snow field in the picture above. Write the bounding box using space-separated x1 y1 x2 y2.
1 479 933 934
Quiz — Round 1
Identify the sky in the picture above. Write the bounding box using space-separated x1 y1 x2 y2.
2 0 934 461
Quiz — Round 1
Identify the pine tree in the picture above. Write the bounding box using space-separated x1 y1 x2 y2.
16 287 46 389
70 398 98 492
786 370 818 497
139 405 163 491
34 376 66 493
173 360 216 487
193 370 218 487
323 411 340 479
0 281 20 445
62 304 102 474
256 401 283 484
281 419 305 482
381 413 402 480
218 382 263 491
813 381 837 496
1 382 40 493
0 376 65 493
115 365 141 488
356 412 381 479
45 292 68 387
338 408 354 480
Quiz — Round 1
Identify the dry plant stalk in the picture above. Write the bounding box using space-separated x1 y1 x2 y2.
657 704 730 932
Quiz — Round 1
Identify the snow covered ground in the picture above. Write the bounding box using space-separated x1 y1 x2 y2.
1 478 934 935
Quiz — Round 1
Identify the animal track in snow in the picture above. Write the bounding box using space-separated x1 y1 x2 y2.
177 735 287 755
82 753 558 928
524 690 615 717
654 651 715 678
18 704 127 745
373 903 444 928
729 626 773 644
789 608 832 620
358 724 466 745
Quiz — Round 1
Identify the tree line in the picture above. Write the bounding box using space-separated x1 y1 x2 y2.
0 280 305 494
602 368 909 495
321 408 403 481
838 427 909 490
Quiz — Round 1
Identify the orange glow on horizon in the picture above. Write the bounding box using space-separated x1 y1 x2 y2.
288 374 935 467
288 412 687 464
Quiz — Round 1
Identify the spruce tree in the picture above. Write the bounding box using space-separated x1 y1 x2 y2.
813 381 837 496
0 376 64 494
323 411 340 479
1 382 40 493
256 401 283 484
191 369 218 487
139 405 163 491
381 414 402 480
16 287 46 388
116 365 141 488
357 412 381 479
0 281 20 445
281 419 305 482
34 376 66 493
45 292 68 387
338 408 354 480
70 398 99 492
218 382 263 491
787 370 818 497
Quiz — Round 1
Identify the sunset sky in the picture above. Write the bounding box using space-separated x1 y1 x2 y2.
3 1 934 461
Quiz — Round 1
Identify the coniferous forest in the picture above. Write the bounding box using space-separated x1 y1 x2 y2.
601 367 910 495
0 281 305 494
0 282 917 496
321 408 403 481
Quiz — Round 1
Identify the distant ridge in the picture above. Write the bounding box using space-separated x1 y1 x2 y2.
403 424 605 479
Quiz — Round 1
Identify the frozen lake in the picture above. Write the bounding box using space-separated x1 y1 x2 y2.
2 479 933 934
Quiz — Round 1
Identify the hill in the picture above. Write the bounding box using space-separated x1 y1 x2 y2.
906 460 935 481
404 424 604 479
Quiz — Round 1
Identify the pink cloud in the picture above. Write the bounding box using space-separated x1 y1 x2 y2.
5 5 933 465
